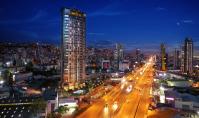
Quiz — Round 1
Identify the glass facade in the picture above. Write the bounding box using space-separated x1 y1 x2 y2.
184 38 193 74
61 8 86 87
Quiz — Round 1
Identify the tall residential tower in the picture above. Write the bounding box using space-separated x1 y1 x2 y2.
114 43 124 71
160 43 166 71
61 8 86 89
183 38 193 74
174 48 180 70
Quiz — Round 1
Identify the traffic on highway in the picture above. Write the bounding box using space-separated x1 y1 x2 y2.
77 57 155 118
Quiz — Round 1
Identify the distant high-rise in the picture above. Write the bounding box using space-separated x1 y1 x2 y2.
160 43 166 71
114 43 123 70
180 45 185 72
61 8 86 89
174 48 180 69
183 38 193 74
136 48 141 62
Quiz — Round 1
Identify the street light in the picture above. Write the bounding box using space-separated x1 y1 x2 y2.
0 80 4 84
121 78 126 83
13 75 15 82
160 86 165 91
115 73 118 77
197 111 199 115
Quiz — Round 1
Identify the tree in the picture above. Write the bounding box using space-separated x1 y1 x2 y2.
47 113 62 118
3 69 12 83
57 106 69 114
0 76 3 82
32 98 47 116
3 69 15 96
26 61 34 72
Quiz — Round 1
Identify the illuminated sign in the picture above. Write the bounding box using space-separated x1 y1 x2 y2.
70 11 85 17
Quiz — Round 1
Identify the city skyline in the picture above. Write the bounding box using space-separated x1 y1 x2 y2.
0 0 199 52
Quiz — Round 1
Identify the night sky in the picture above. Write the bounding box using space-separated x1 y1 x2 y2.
0 0 199 52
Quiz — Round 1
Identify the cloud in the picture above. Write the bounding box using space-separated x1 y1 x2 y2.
28 10 47 22
89 11 127 16
0 10 48 25
87 39 115 48
176 22 180 26
88 32 105 36
156 7 167 11
88 2 129 17
176 20 194 26
181 20 193 24
0 29 39 43
0 20 20 25
19 30 39 39
121 42 162 51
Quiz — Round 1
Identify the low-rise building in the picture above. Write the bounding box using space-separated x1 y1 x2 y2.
0 86 10 98
119 60 130 72
43 89 58 113
58 98 78 108
14 72 33 82
175 93 199 111
167 79 192 87
101 60 111 70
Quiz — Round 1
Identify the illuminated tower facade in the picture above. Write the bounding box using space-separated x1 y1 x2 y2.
184 38 193 74
180 45 184 72
174 48 180 69
61 8 86 89
160 43 166 71
136 48 141 62
114 43 123 70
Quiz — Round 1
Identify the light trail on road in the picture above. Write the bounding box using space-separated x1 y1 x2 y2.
77 57 155 118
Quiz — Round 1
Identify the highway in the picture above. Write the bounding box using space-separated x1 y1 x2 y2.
77 57 154 118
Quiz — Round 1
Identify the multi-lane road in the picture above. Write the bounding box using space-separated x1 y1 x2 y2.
77 58 154 118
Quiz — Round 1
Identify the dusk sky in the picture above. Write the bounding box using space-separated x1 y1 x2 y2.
0 0 199 51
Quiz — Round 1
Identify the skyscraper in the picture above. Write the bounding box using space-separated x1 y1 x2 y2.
114 43 123 71
183 38 193 74
180 45 184 72
174 48 180 69
136 48 141 62
160 43 166 71
61 8 86 89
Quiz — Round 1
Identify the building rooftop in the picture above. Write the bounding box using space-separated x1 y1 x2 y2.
42 89 57 101
0 96 39 104
165 90 180 98
167 79 189 82
0 105 33 118
0 96 44 118
180 93 199 102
